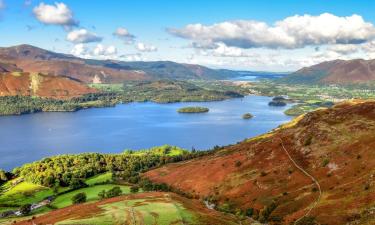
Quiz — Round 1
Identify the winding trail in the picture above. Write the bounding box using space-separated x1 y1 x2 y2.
278 138 322 225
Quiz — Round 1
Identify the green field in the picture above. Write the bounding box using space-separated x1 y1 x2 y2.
0 180 52 206
51 184 131 209
85 172 113 186
56 194 196 225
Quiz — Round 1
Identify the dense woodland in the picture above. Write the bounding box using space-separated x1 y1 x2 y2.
10 145 211 188
0 93 117 115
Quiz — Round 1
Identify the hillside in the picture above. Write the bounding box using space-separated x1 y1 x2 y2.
0 72 96 99
0 45 240 83
281 59 375 85
13 192 240 225
145 100 375 225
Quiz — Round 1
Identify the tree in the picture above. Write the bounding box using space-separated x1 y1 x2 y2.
106 186 122 198
0 169 8 181
20 204 31 215
69 179 87 190
98 190 106 200
72 192 87 204
130 185 139 193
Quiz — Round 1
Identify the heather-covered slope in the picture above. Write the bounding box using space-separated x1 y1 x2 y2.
0 72 97 99
281 59 375 85
146 100 375 225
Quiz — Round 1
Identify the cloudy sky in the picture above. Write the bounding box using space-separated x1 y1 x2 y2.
1 0 375 71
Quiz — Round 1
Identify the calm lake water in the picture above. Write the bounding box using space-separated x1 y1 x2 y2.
0 95 292 170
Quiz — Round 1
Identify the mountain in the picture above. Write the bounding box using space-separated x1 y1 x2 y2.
145 100 375 225
0 72 96 99
281 59 375 84
0 45 241 83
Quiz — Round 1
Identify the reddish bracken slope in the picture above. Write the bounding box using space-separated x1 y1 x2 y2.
0 72 97 99
146 101 375 225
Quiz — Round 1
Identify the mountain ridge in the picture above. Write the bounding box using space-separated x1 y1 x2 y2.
281 58 375 84
0 44 242 83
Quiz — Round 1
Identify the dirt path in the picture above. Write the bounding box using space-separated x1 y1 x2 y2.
278 138 322 225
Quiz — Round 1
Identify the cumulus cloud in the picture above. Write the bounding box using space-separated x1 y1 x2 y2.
168 13 375 49
33 2 78 27
66 29 102 43
93 44 117 56
71 43 88 56
135 42 157 52
327 44 358 55
113 27 135 44
209 43 255 57
71 44 118 59
119 53 143 61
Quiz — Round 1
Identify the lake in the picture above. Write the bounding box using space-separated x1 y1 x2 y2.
0 95 292 170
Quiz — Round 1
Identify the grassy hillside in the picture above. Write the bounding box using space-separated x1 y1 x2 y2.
13 193 240 225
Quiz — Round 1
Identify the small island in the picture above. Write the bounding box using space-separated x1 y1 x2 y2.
177 106 209 113
242 113 253 119
268 96 287 107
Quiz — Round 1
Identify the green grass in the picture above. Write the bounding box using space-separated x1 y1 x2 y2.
0 181 52 206
85 172 113 186
51 184 131 209
56 194 196 225
127 145 188 157
89 83 124 92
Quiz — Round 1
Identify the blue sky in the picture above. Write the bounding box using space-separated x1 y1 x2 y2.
1 0 375 71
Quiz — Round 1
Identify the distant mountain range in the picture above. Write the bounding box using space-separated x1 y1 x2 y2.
281 59 375 85
0 45 241 83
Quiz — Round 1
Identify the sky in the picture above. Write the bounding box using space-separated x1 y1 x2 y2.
1 0 375 71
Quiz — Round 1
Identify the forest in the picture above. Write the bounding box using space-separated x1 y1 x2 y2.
10 145 211 188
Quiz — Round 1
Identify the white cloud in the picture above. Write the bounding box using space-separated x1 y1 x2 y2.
119 53 143 61
113 27 135 44
93 44 117 56
327 44 358 55
71 44 118 60
210 43 254 57
135 42 157 52
66 29 102 43
70 43 88 56
168 13 375 49
33 2 78 27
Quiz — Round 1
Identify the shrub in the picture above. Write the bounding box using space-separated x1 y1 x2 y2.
130 185 139 193
71 192 86 204
245 208 254 217
106 186 122 198
69 179 88 190
98 190 106 200
259 202 277 223
235 161 242 167
19 204 31 215
322 158 330 167
295 216 319 225
304 136 313 146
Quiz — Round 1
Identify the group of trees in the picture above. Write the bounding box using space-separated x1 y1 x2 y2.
12 145 211 188
0 93 117 115
97 186 123 200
